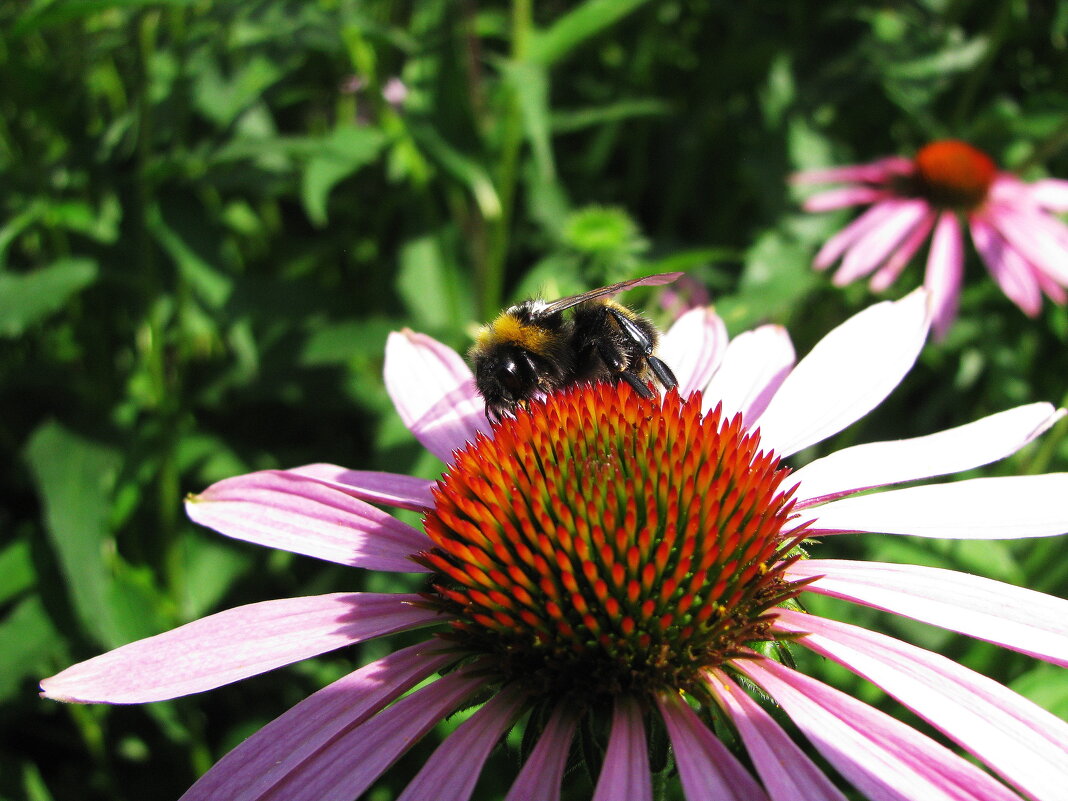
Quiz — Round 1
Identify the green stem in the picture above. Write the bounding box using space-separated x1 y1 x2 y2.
950 0 1012 131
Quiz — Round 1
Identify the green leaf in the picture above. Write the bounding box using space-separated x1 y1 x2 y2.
24 422 123 647
502 60 555 181
193 53 287 129
0 597 61 701
410 124 502 220
0 259 98 337
0 540 36 605
529 0 654 66
301 126 387 227
146 203 232 308
396 231 474 331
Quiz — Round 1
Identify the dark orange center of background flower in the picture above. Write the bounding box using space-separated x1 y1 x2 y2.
416 383 808 700
913 139 996 210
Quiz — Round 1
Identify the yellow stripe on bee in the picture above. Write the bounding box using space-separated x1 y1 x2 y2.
477 312 556 354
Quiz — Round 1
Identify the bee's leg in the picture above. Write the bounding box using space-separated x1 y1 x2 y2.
619 370 655 399
606 306 654 356
647 355 678 390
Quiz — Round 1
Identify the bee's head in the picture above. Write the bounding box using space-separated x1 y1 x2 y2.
471 342 540 421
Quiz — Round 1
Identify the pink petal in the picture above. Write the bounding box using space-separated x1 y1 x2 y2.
786 559 1068 667
702 324 795 422
802 185 887 212
790 402 1062 505
868 210 937 292
186 469 431 572
987 204 1068 285
970 217 1044 316
833 199 929 286
504 705 578 801
41 593 439 703
658 306 729 397
179 640 453 801
755 290 930 458
656 692 770 801
287 463 436 511
805 473 1068 539
258 668 486 801
397 687 525 801
923 211 964 338
774 608 1068 801
814 200 910 270
735 658 1021 801
384 329 488 464
706 669 849 801
592 697 651 801
1030 178 1068 211
791 157 913 186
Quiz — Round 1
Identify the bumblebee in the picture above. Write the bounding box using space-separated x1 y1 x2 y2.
469 272 682 420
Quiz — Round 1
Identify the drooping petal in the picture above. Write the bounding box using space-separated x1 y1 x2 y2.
735 658 1021 801
186 469 431 572
504 705 578 801
656 692 770 801
924 211 964 338
791 157 913 186
868 209 937 292
814 200 909 270
40 593 439 703
774 608 1068 801
833 199 930 286
1030 178 1068 211
257 668 486 801
970 216 1044 317
384 329 487 463
179 640 453 801
701 324 795 421
288 463 436 511
706 670 849 801
659 306 729 397
790 402 1062 505
806 473 1068 539
755 290 930 458
802 185 888 212
786 559 1068 667
592 696 652 801
988 204 1068 285
397 687 525 801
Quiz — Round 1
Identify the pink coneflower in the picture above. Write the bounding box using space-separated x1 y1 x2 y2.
42 291 1068 800
795 139 1068 336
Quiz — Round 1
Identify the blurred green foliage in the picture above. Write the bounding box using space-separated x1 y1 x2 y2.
3 1 1068 799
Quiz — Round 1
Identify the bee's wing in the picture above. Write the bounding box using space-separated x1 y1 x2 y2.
540 272 684 315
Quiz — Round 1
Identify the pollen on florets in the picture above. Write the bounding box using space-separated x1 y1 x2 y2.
910 139 996 211
414 382 809 702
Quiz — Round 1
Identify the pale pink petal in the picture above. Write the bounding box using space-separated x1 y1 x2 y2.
923 211 964 338
185 470 431 572
656 692 770 801
735 658 1021 801
592 697 651 801
179 641 453 801
833 199 929 286
806 473 1068 539
40 593 439 703
1030 178 1068 211
774 608 1068 801
659 306 729 397
988 204 1068 284
504 705 578 801
791 157 913 186
802 185 888 212
397 687 525 801
869 210 937 292
970 216 1044 316
702 324 795 421
755 290 930 458
814 200 910 270
706 669 849 801
258 668 486 801
789 403 1062 505
1034 263 1068 304
786 559 1068 667
384 329 488 463
287 463 436 511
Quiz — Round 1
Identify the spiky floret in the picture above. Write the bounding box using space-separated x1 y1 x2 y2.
416 382 810 702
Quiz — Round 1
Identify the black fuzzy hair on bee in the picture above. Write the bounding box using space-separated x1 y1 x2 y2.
469 273 682 420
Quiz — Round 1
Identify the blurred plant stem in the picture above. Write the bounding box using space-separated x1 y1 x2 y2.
950 0 1012 130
